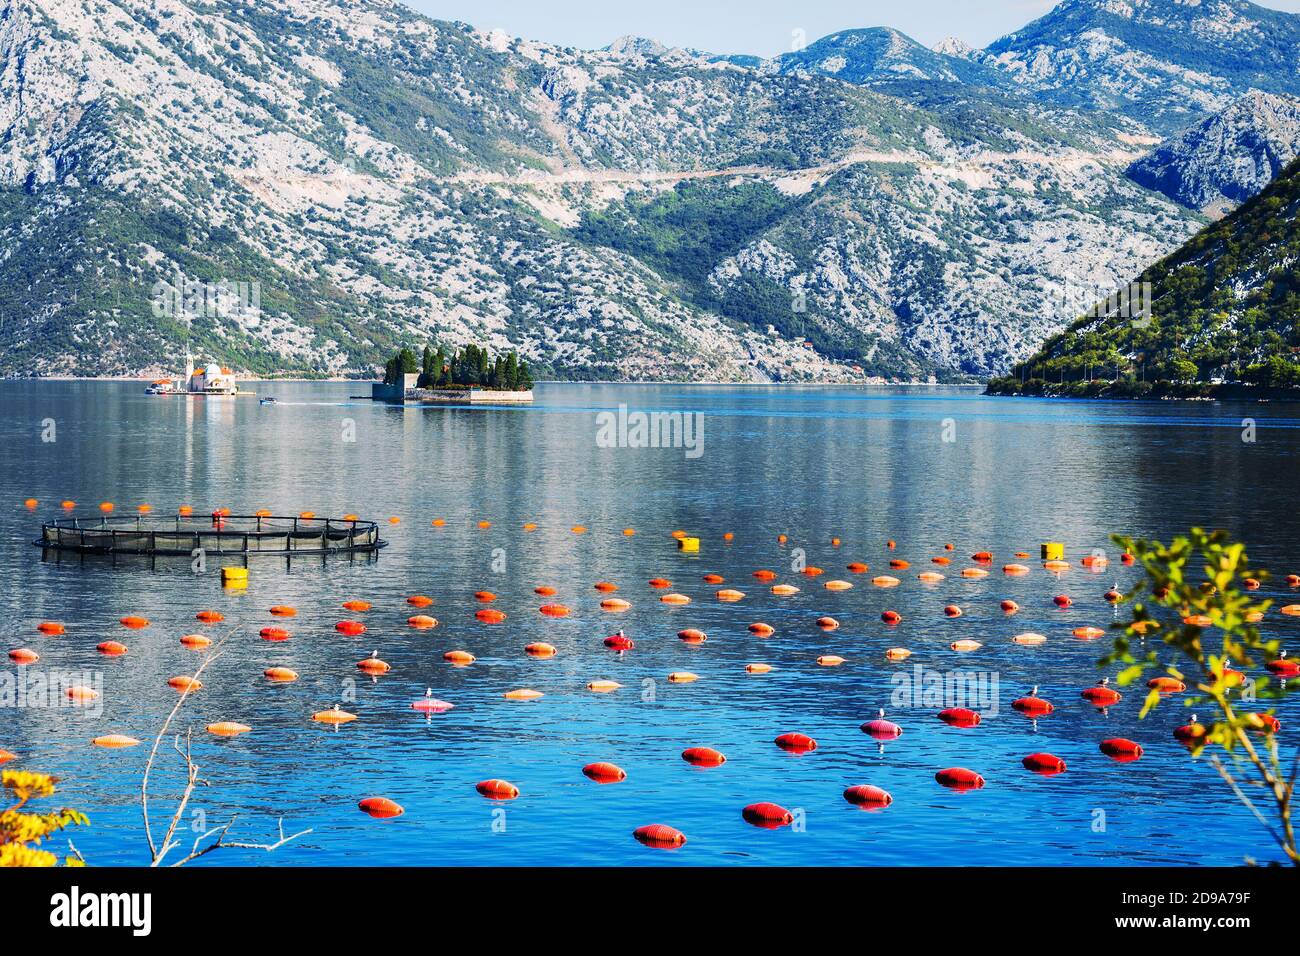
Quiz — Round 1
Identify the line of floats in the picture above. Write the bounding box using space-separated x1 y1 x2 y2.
8 505 1300 851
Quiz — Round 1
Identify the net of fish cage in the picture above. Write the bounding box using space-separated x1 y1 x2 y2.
36 514 386 556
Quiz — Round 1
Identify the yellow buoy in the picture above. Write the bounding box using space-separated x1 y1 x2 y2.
677 536 700 553
1041 542 1064 561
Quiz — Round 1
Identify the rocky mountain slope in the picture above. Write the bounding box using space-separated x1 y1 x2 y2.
988 155 1300 396
772 28 1010 88
0 0 1209 382
1127 92 1300 216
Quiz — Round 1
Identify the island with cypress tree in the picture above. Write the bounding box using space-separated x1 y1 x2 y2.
373 344 535 403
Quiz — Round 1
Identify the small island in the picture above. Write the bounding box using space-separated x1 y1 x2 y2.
373 344 535 404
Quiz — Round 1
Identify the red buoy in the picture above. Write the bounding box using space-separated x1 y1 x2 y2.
843 785 893 808
935 767 984 790
1099 738 1143 761
860 708 902 739
881 610 901 625
582 762 627 783
604 634 634 651
742 802 793 828
1173 717 1206 744
358 797 404 819
1081 680 1122 706
1021 753 1067 775
96 641 128 657
681 746 727 766
633 824 686 848
1011 686 1053 716
1266 653 1299 677
475 779 520 800
1147 676 1185 693
335 620 366 635
260 626 290 641
938 707 981 728
1053 594 1072 608
775 732 818 753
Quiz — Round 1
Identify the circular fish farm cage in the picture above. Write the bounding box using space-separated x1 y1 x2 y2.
36 514 386 556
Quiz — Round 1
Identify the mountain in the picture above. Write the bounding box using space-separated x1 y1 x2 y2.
988 155 1300 397
976 0 1300 133
0 0 1204 381
772 27 1009 88
1127 92 1300 215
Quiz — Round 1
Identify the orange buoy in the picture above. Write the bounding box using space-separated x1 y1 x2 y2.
917 571 945 583
342 600 372 612
678 628 708 644
168 675 202 692
96 641 128 656
594 581 619 592
444 650 476 666
600 598 631 611
716 589 745 602
774 732 817 753
264 667 299 683
336 620 367 635
931 556 952 566
846 562 869 573
1147 676 1185 693
137 504 152 514
971 551 992 562
961 568 989 579
406 595 434 608
358 797 404 819
843 785 893 807
886 540 896 550
1174 717 1207 743
195 610 224 623
525 642 557 657
668 671 698 682
432 518 446 527
1001 599 1020 613
1003 564 1030 576
951 639 982 652
885 647 911 661
1043 560 1070 572
270 605 298 616
312 705 357 724
881 610 901 625
534 586 557 596
65 685 99 703
1072 626 1105 640
777 534 788 544
742 802 794 828
260 626 291 641
387 516 401 524
476 779 520 800
407 615 438 629
633 824 686 848
342 514 359 522
539 603 571 617
748 622 775 636
816 616 839 630
830 537 840 547
1012 632 1046 645
357 651 390 674
745 663 773 674
624 528 637 536
1266 653 1299 677
522 522 537 531
99 502 114 513
681 746 726 766
583 762 627 783
938 707 981 728
475 609 506 624
206 721 251 737
587 679 622 692
299 511 316 520
752 570 776 581
1099 738 1143 761
702 574 725 584
861 709 902 739
770 583 800 596
571 525 587 534
943 605 962 618
92 734 141 749
1121 552 1135 566
1287 574 1300 587
61 500 75 509
180 634 211 650
37 622 65 635
0 749 16 764
1082 680 1121 705
935 767 985 790
504 688 544 700
1184 613 1213 627
660 593 690 605
1052 594 1072 608
945 543 955 551
119 615 150 629
817 655 845 667
1247 713 1281 734
1022 753 1067 775
801 566 824 577
648 578 672 589
1012 687 1053 716
476 520 490 529
1280 604 1300 617
474 591 497 603
872 575 901 588
21 498 37 509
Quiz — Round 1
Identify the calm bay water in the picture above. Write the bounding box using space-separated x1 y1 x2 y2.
2 380 1299 866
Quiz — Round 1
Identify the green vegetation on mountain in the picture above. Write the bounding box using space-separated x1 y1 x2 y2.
988 157 1300 397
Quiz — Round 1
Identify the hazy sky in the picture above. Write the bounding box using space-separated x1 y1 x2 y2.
404 0 1300 55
